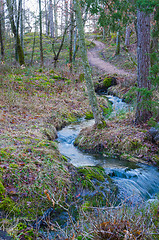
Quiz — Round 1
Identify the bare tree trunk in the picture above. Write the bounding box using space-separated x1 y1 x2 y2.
31 19 37 65
73 26 78 61
0 12 4 61
115 30 120 55
45 0 49 36
39 0 43 66
54 0 58 37
0 0 5 61
52 26 68 68
69 0 73 72
125 25 131 48
73 0 106 127
135 9 152 124
20 4 24 51
6 0 24 65
49 0 54 38
64 0 68 28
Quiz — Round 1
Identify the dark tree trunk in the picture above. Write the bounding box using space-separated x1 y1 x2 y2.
6 0 24 65
135 9 152 124
0 12 4 61
52 26 68 68
39 0 43 66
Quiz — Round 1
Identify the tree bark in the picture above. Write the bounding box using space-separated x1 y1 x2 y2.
73 26 78 62
31 19 37 65
125 25 131 48
54 0 58 37
6 0 24 65
52 26 68 68
69 0 74 72
0 0 4 61
20 3 24 51
0 12 4 61
115 30 120 55
73 0 106 127
135 9 152 124
45 0 49 36
49 0 54 38
39 0 43 66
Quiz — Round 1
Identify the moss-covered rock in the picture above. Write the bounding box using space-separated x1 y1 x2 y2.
94 76 117 94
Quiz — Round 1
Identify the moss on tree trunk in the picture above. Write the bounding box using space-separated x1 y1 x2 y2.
74 0 106 127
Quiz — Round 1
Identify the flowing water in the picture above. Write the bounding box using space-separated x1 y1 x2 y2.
57 95 159 203
40 96 159 239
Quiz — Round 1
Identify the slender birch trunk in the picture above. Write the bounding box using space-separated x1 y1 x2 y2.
49 0 54 38
69 0 73 72
73 26 78 61
45 0 49 36
73 0 106 127
115 30 120 55
54 0 58 37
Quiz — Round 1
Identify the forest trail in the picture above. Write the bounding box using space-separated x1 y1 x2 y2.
87 40 136 78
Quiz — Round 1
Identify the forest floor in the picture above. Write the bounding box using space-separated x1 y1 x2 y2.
0 34 158 239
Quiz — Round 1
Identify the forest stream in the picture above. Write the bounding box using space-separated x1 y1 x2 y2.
57 95 159 204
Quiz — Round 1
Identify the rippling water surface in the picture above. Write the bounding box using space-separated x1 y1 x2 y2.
57 96 159 203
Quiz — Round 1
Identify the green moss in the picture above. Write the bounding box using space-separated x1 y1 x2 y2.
9 163 19 169
77 166 107 190
78 166 106 182
0 196 21 214
17 223 27 231
50 69 55 73
0 149 11 159
38 68 43 72
0 181 5 196
52 75 61 79
97 120 107 129
49 79 55 84
79 73 85 82
85 111 94 119
62 155 68 162
103 77 112 88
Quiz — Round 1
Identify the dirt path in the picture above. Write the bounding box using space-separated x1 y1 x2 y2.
87 40 136 78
